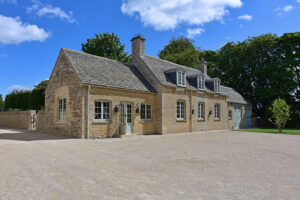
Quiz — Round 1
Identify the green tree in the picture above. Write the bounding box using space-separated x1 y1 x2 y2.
81 32 130 63
4 90 31 110
200 50 221 77
0 94 3 111
4 80 48 111
159 36 200 69
206 33 298 119
30 80 48 110
268 98 291 133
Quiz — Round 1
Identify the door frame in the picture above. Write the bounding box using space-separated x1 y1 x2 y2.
120 101 133 135
234 105 242 130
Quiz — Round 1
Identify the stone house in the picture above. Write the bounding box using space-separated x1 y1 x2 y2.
38 35 251 138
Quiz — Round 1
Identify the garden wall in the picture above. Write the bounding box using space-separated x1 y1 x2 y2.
0 111 36 130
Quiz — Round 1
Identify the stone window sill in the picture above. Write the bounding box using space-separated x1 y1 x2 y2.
93 120 111 124
197 119 205 122
176 119 186 122
141 119 152 122
214 118 221 121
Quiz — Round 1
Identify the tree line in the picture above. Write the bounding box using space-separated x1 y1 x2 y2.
1 80 48 111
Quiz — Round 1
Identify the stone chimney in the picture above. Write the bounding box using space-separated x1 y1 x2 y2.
131 34 146 60
199 60 207 76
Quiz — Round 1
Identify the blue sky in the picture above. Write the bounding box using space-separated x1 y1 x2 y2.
0 0 299 97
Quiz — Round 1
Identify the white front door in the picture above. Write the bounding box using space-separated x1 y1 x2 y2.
234 105 242 130
120 102 133 135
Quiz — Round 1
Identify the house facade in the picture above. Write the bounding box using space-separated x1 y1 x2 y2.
39 35 251 138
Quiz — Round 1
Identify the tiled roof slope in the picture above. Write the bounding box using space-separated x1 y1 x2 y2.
141 55 248 104
62 48 156 93
220 86 248 104
141 55 207 87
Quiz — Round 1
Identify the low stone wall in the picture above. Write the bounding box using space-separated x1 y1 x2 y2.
0 111 36 130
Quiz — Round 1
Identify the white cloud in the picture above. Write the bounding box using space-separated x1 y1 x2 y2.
8 85 32 91
0 14 50 45
121 0 243 31
187 28 205 38
297 0 300 4
275 5 293 16
27 0 76 23
283 5 293 12
238 14 252 20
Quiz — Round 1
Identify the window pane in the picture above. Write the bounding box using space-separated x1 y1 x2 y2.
127 104 132 123
141 104 146 119
94 101 110 120
215 104 220 119
146 105 151 119
177 101 184 119
177 102 180 118
58 98 66 121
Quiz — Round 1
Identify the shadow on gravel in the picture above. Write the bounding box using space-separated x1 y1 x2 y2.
0 129 72 141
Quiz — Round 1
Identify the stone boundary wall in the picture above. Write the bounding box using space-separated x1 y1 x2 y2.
0 111 36 130
36 110 48 133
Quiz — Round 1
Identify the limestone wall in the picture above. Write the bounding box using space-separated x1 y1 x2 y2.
0 111 36 130
87 86 158 138
161 86 229 134
40 51 83 138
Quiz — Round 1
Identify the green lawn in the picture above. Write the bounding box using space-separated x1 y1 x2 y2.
235 128 300 135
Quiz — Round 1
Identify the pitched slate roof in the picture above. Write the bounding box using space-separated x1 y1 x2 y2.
220 86 248 104
141 55 248 104
62 48 156 93
141 55 212 91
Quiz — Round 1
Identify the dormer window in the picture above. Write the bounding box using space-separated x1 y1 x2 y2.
197 76 205 90
214 79 220 93
177 70 186 87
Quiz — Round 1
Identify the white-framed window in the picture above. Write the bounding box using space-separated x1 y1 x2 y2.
177 101 185 120
198 76 205 90
94 101 110 122
215 104 220 120
177 70 186 87
198 102 205 120
58 98 66 122
228 110 232 120
141 104 152 120
214 79 220 93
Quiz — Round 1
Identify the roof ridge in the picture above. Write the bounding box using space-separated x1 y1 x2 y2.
144 54 200 72
62 48 128 65
220 85 233 89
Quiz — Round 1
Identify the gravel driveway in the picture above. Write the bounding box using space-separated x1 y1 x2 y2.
0 128 299 200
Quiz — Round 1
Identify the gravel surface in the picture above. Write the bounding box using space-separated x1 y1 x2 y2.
0 128 299 200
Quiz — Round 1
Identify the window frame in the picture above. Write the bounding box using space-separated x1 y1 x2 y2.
58 97 66 123
141 103 152 121
176 100 185 120
94 100 111 122
214 79 220 93
198 102 205 120
176 70 186 87
214 103 220 120
197 76 205 90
